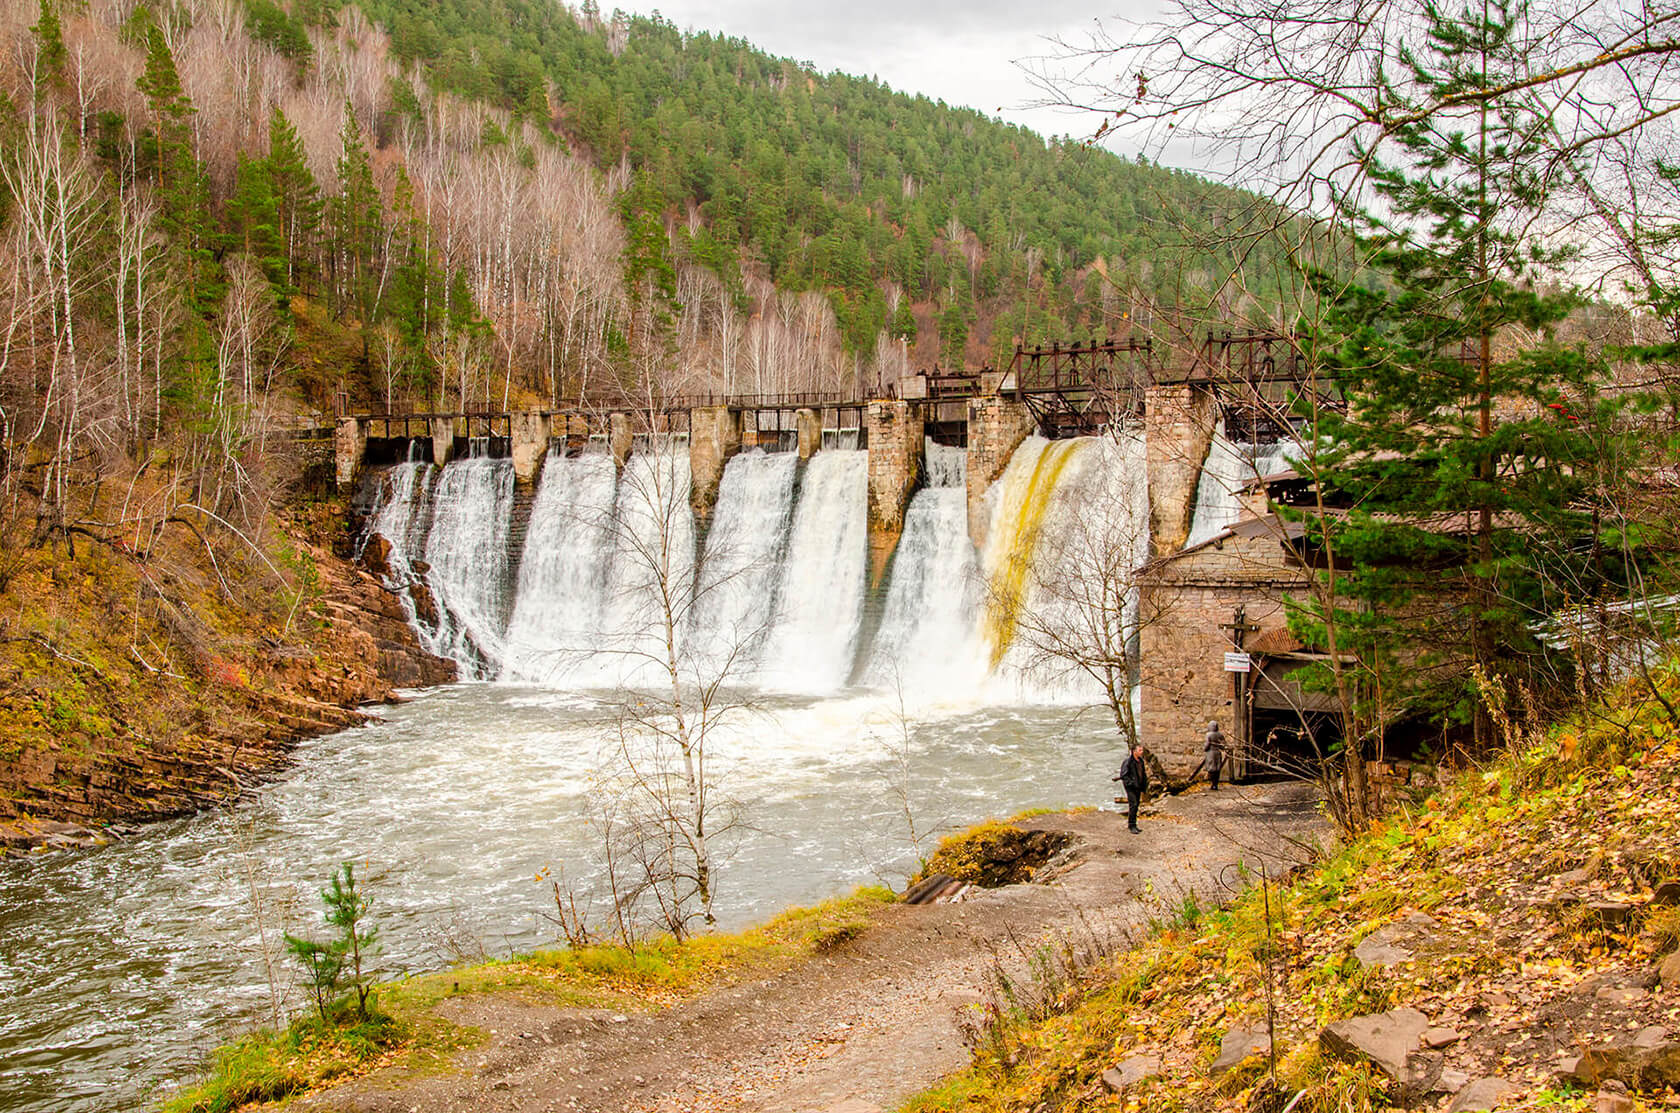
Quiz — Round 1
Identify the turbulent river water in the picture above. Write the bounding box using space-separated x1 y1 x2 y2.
0 687 1118 1113
0 428 1285 1113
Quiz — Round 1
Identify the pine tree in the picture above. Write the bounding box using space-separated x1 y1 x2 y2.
29 0 67 89
228 154 286 289
330 104 384 357
1292 0 1623 750
266 106 322 295
889 295 916 343
137 24 216 313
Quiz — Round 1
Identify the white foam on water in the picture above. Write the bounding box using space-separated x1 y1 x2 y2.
757 450 868 693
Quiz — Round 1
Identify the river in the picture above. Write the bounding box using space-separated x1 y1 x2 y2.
0 684 1119 1113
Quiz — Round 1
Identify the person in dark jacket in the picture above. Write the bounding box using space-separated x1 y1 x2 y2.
1201 721 1227 791
1112 742 1149 833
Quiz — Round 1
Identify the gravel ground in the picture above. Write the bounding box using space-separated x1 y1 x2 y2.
300 782 1327 1113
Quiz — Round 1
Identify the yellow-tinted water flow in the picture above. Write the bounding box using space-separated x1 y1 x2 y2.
982 439 1086 668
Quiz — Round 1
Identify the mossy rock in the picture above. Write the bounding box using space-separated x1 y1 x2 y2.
916 821 1073 888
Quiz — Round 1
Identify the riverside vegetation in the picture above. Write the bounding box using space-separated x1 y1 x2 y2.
158 660 1680 1112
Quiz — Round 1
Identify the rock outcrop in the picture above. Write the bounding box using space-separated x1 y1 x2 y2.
0 530 453 856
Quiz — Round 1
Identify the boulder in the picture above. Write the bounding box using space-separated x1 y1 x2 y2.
409 581 441 628
1658 950 1680 989
1423 1026 1464 1049
1448 1076 1516 1112
1587 901 1636 928
1320 1007 1437 1089
1209 1026 1272 1076
1557 853 1603 886
1101 1053 1163 1092
1594 1088 1634 1113
1352 912 1442 970
1560 1026 1680 1089
361 532 393 577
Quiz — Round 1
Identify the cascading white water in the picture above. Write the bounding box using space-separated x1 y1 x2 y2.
757 449 868 693
973 431 1150 704
923 438 966 488
860 441 987 694
365 459 431 581
419 456 517 677
500 449 619 684
1185 433 1293 549
688 450 799 680
595 448 696 688
366 430 1164 705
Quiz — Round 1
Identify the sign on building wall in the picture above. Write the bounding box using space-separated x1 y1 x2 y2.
1223 652 1252 673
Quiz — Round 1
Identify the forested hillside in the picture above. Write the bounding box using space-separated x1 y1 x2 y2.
0 0 1295 838
356 0 1294 372
2 0 1294 430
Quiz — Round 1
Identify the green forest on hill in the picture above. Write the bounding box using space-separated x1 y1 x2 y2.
357 0 1296 363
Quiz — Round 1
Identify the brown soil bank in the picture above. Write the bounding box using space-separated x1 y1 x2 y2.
0 502 451 855
295 784 1326 1113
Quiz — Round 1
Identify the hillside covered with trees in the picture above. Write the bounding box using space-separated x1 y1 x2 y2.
0 0 1300 838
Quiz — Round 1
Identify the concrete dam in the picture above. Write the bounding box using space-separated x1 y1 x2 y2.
351 379 1299 774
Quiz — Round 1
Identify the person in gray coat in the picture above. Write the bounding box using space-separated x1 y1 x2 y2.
1201 721 1227 791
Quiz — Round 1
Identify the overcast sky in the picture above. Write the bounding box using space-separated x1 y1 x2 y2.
622 1 1158 152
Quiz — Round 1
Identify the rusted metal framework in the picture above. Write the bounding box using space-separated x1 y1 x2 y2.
323 331 1344 447
1004 338 1154 436
1190 332 1343 444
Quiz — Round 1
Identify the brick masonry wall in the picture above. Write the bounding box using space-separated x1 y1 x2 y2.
688 405 741 522
1143 383 1218 556
865 400 924 586
1138 531 1311 776
965 396 1036 545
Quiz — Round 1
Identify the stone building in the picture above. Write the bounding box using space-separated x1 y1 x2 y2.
1136 477 1347 780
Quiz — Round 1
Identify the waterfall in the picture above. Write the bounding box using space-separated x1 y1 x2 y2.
689 450 799 681
923 439 966 488
972 432 1149 703
757 450 868 693
977 437 1090 670
859 441 985 693
363 459 434 639
418 457 517 678
500 450 618 684
364 428 1161 710
596 448 696 688
1185 434 1293 549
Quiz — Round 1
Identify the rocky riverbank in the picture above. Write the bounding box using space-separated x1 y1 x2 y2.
0 509 452 857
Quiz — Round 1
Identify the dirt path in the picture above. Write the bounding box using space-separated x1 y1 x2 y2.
304 783 1326 1113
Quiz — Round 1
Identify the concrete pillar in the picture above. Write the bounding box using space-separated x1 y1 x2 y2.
795 408 821 460
430 416 455 467
511 409 548 490
1144 383 1219 556
688 405 741 521
965 396 1036 547
334 416 366 490
865 399 924 587
739 411 760 452
609 412 633 467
